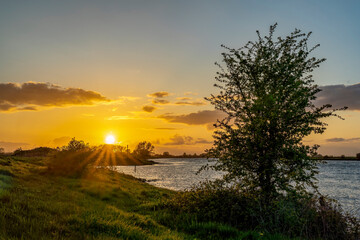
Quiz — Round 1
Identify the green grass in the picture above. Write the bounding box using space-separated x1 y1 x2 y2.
0 156 296 239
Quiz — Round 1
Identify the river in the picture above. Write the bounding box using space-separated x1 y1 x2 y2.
112 158 360 217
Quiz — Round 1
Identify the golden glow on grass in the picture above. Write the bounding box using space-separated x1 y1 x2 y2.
105 134 116 144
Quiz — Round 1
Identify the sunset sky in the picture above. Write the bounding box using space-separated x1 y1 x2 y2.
1 0 360 155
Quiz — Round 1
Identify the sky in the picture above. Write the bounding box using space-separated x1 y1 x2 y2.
1 0 360 155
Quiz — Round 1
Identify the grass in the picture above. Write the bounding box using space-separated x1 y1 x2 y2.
0 156 297 239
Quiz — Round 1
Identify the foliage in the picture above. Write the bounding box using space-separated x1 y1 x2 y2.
47 139 156 176
165 182 360 239
13 147 22 155
205 24 346 203
12 147 56 157
112 144 126 153
62 137 89 151
133 141 155 160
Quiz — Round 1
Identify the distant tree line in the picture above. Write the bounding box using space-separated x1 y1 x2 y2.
153 151 207 158
6 138 210 160
10 138 156 163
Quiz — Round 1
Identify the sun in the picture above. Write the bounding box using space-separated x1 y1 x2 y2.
105 134 116 144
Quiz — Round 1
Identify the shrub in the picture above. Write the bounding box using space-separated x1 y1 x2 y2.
164 182 360 239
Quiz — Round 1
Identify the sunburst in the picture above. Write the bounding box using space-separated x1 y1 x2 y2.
105 135 116 144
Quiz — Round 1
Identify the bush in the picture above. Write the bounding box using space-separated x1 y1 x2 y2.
164 181 360 239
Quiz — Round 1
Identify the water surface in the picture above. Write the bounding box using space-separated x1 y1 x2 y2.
113 158 360 217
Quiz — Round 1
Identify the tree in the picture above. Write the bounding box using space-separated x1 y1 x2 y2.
63 138 88 151
206 24 345 205
163 151 170 157
133 141 154 159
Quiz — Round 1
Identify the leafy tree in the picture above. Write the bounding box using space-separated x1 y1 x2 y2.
133 141 154 159
63 138 88 151
206 24 345 205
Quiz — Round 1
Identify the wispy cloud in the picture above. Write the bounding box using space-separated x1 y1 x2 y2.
142 105 157 113
164 134 212 145
176 97 192 100
147 91 171 105
175 100 206 106
117 96 140 101
0 82 109 112
326 137 360 142
158 110 226 130
147 91 169 98
184 92 198 96
152 99 170 104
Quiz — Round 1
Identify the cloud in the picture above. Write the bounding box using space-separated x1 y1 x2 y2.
176 97 192 100
51 136 72 146
175 101 206 106
0 82 109 112
147 91 169 98
159 110 226 125
18 106 38 111
184 92 198 96
165 135 193 145
117 96 140 101
316 84 360 110
164 134 212 145
142 105 157 113
0 103 17 111
154 127 178 130
326 137 360 142
152 99 170 104
107 115 135 120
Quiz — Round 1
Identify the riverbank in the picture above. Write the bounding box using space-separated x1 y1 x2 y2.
0 156 298 239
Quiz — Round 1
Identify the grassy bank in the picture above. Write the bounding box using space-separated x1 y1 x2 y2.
0 156 296 239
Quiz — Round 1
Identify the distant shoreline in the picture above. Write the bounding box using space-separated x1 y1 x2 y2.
313 157 360 161
151 156 360 161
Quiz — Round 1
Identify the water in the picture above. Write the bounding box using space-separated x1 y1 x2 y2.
113 158 360 217
113 158 222 191
317 160 360 217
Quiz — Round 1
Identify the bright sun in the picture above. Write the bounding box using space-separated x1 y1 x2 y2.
105 135 116 144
